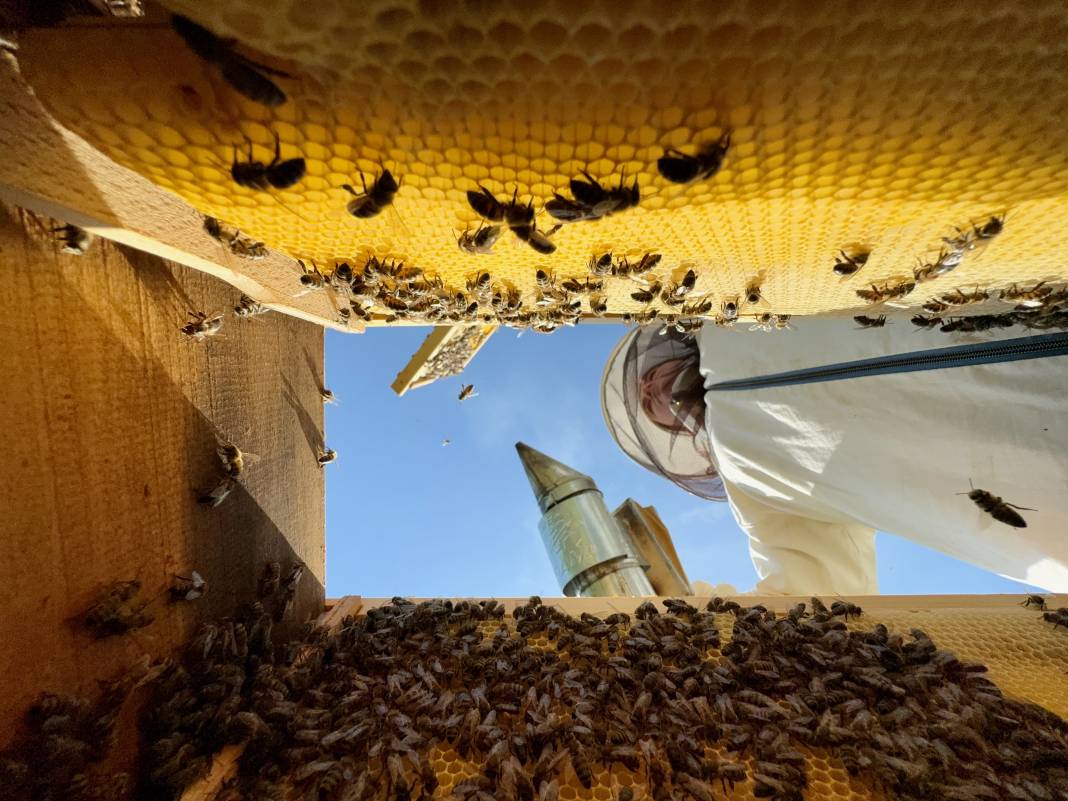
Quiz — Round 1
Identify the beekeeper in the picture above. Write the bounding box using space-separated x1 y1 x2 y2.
602 322 1068 594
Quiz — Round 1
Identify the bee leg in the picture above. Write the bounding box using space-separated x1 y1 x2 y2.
1005 503 1038 511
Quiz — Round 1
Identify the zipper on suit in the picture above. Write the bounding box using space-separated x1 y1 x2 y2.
708 332 1068 392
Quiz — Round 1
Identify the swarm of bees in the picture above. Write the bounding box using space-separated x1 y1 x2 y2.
125 595 1068 801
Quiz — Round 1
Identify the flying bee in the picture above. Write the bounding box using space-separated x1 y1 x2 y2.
198 476 236 507
317 448 337 467
589 253 614 276
833 249 869 277
53 223 93 255
458 223 502 255
169 571 207 602
657 130 732 184
458 384 478 401
230 133 305 190
855 281 915 304
234 295 269 317
342 169 400 218
854 315 887 329
181 311 224 341
721 297 739 320
958 480 1035 528
171 14 288 107
589 294 608 315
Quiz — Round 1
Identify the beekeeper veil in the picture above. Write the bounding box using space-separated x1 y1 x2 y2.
601 326 726 501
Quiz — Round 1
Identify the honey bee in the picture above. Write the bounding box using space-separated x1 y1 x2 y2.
217 441 257 478
545 171 640 223
234 295 269 316
681 297 714 316
1021 594 1048 610
744 280 766 306
468 187 557 254
855 281 915 304
317 448 337 467
321 388 337 404
923 299 951 314
853 315 887 329
458 223 502 255
169 571 207 602
53 223 93 255
911 315 942 329
181 311 224 341
663 270 697 303
83 580 152 637
830 599 862 618
230 133 305 190
974 214 1005 240
833 250 870 277
589 253 614 276
458 384 478 401
342 169 400 218
198 476 235 507
171 14 288 107
958 481 1034 528
774 314 792 330
535 270 556 292
562 277 603 294
588 294 608 316
258 561 281 598
657 130 732 184
913 249 962 283
631 282 662 304
720 297 739 320
1000 281 1051 307
749 312 775 331
940 287 989 306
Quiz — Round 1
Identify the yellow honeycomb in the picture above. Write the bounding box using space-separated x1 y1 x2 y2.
285 598 1066 801
19 2 1068 325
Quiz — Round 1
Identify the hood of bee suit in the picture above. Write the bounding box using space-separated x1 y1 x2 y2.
601 326 726 502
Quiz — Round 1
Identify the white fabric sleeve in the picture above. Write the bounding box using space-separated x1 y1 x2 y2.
722 477 878 595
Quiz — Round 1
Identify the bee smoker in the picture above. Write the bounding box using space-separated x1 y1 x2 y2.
516 442 655 597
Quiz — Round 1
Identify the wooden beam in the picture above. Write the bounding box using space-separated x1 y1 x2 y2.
391 324 496 396
0 52 354 333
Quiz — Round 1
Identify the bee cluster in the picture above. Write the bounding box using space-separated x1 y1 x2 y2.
118 595 1068 801
911 281 1068 334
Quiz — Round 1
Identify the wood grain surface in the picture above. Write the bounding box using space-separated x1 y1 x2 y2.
0 203 325 761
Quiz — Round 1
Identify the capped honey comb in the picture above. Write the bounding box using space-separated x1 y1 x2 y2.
18 1 1068 327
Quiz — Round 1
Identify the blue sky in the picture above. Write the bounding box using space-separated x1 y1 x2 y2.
324 325 1038 598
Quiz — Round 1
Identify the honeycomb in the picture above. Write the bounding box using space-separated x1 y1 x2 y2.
287 596 1064 801
17 2 1068 327
392 323 497 394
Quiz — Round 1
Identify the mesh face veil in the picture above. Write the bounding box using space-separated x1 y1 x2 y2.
601 326 726 501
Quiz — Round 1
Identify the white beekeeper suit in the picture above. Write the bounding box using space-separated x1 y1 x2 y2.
602 322 1068 595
